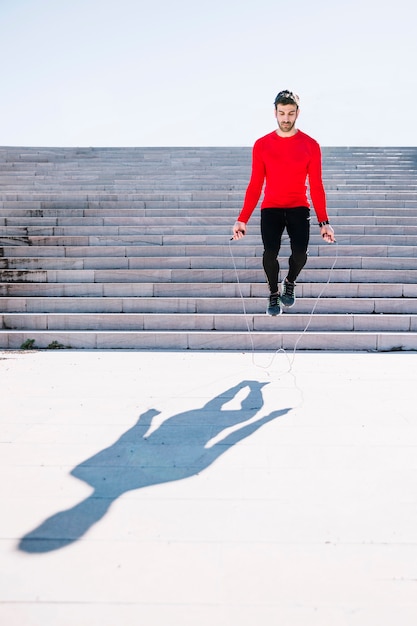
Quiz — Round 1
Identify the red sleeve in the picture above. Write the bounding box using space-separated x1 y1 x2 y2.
308 142 328 223
237 141 265 223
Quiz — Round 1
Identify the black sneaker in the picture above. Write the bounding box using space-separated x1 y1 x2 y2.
280 279 296 307
267 293 282 316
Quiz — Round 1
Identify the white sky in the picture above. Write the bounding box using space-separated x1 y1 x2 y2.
1 0 416 147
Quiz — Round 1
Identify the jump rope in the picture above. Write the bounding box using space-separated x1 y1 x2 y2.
132 236 337 377
228 233 339 379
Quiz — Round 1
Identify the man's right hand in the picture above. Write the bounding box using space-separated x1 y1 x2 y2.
232 221 247 240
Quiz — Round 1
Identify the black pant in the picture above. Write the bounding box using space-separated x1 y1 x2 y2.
260 207 310 294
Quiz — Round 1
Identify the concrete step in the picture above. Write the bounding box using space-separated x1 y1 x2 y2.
0 267 415 284
1 312 416 334
2 296 416 315
17 196 412 207
1 282 415 298
0 329 415 351
3 215 417 229
2 202 416 216
1 243 416 259
0 267 411 287
3 208 417 220
5 223 417 236
2 234 417 247
1 254 416 271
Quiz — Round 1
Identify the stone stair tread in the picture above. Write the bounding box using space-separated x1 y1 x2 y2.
3 234 417 246
1 312 416 333
2 244 417 259
1 295 416 314
0 329 416 352
1 281 416 298
0 267 415 284
1 255 417 271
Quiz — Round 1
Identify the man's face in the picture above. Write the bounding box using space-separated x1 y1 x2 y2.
275 103 299 134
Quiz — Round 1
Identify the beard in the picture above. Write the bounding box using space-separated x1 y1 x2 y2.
278 120 296 133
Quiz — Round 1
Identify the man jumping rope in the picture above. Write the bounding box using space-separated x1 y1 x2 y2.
232 89 335 316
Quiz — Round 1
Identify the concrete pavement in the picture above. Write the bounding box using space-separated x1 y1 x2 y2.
1 348 417 625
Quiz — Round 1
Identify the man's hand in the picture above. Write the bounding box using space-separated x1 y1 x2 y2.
320 224 335 243
232 221 247 240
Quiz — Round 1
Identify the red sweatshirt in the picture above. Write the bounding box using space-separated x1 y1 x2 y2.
237 130 328 224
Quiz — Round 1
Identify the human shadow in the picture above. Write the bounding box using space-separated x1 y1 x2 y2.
18 379 290 553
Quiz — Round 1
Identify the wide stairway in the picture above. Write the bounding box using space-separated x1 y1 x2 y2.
0 146 416 351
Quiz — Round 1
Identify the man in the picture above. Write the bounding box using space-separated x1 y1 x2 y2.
232 90 335 316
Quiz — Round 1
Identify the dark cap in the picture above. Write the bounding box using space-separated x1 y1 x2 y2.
274 90 300 107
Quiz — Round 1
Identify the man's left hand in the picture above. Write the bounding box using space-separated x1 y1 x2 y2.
320 224 335 243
